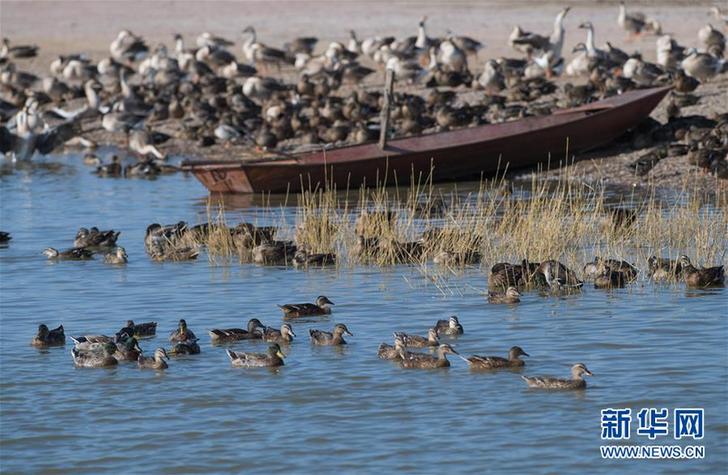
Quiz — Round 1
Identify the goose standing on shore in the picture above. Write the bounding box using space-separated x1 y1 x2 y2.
110 30 148 63
698 24 726 57
681 49 725 82
618 2 646 37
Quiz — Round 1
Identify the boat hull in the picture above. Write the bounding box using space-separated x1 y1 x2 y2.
183 86 670 194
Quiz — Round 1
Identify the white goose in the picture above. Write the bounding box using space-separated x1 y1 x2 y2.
681 49 725 82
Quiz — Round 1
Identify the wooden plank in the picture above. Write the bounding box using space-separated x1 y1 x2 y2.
378 68 395 150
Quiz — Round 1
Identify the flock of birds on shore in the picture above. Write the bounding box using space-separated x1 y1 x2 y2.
1 4 727 178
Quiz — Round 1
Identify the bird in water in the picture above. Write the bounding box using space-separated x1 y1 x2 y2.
278 295 334 318
434 315 463 336
169 319 196 343
227 344 285 368
104 247 128 264
42 247 94 260
138 348 169 370
488 286 522 304
522 363 593 390
309 323 352 345
208 318 265 343
399 343 461 369
466 346 529 370
393 328 439 348
677 255 724 288
31 324 65 347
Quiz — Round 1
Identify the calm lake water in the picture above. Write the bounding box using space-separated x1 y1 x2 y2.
1 152 726 474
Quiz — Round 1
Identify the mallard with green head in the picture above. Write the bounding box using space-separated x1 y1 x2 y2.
31 324 65 347
393 328 439 348
261 323 296 344
399 343 460 369
226 344 285 367
170 319 197 343
488 286 521 304
522 363 593 390
434 316 463 336
209 318 264 343
678 255 725 288
279 296 334 318
309 323 352 345
138 348 169 370
467 346 529 370
71 342 118 368
114 334 143 361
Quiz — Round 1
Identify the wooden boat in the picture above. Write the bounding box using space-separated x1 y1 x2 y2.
182 86 670 194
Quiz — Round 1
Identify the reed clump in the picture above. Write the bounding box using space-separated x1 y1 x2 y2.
190 173 726 282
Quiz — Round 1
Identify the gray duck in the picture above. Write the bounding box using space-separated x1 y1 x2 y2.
488 286 522 304
261 323 296 344
309 323 352 346
227 344 285 368
392 328 439 348
399 343 460 369
467 346 529 370
137 348 169 370
279 296 334 318
522 363 593 390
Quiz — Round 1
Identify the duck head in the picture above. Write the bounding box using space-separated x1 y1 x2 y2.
178 319 188 333
505 287 522 299
437 343 459 356
248 318 264 333
333 323 353 337
154 347 169 361
42 248 59 258
448 316 460 329
509 346 529 359
37 324 49 338
281 324 296 338
571 363 593 379
427 328 439 342
677 255 693 268
316 296 334 308
268 343 285 359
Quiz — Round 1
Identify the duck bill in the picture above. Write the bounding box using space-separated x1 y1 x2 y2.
345 330 353 336
522 351 530 357
276 351 285 359
586 370 594 376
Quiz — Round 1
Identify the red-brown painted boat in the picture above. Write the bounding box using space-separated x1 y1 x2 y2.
182 86 670 194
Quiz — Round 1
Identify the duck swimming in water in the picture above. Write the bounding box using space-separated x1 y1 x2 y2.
227 343 285 368
393 328 439 348
104 247 128 264
209 318 264 343
522 363 593 390
279 296 334 318
42 247 94 260
168 338 201 355
377 336 407 360
137 348 169 370
31 324 65 347
74 227 120 248
678 255 725 288
434 316 463 336
537 260 583 290
169 319 196 343
309 323 352 345
399 343 460 369
467 346 529 370
117 320 157 339
261 323 296 344
71 342 118 368
647 255 683 281
113 333 143 361
488 286 522 304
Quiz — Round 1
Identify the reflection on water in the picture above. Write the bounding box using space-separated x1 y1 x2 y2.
0 152 726 473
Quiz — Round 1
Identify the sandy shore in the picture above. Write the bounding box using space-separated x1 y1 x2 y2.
2 0 727 192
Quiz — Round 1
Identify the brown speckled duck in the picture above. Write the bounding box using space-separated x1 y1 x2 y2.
488 260 540 290
31 324 65 347
377 336 407 360
169 319 197 343
279 296 334 318
227 344 285 368
467 346 529 370
261 323 296 344
522 363 593 390
488 286 521 304
537 260 583 289
309 323 352 345
647 255 683 281
71 342 118 368
678 256 725 288
43 247 94 260
434 316 463 336
393 328 439 348
137 348 169 370
399 343 460 369
209 318 264 343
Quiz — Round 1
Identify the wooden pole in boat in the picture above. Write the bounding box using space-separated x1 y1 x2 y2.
379 68 395 150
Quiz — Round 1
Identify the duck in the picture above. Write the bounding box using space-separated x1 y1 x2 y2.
681 49 725 82
168 339 201 355
209 318 264 343
42 247 94 260
0 231 11 243
622 56 665 86
137 348 169 370
522 363 593 390
488 260 540 290
583 257 639 282
292 249 337 268
104 247 128 264
433 249 483 266
261 323 296 344
377 336 407 360
309 323 352 345
1 38 39 59
150 246 200 262
71 342 119 368
113 334 143 361
252 240 297 265
169 319 197 343
678 255 725 288
227 344 285 368
399 343 460 369
466 346 529 369
594 268 628 289
392 328 439 348
117 320 157 338
70 335 114 350
74 227 120 248
537 260 583 289
279 296 334 318
31 324 65 347
95 155 123 177
434 316 463 336
647 255 683 281
673 69 700 94
656 35 685 71
487 286 522 304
